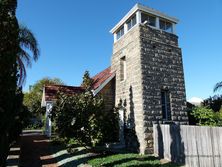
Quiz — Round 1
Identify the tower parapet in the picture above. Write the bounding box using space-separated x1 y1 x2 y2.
110 3 178 42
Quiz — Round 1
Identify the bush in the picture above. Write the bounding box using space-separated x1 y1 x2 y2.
52 90 119 147
191 106 222 126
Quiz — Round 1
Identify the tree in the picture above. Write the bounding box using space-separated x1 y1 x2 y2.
53 91 105 146
203 95 222 112
81 71 93 90
53 71 119 147
17 24 40 85
0 0 21 165
23 77 64 116
191 106 222 126
213 81 222 93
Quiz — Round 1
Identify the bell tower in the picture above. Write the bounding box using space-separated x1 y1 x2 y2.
110 4 188 154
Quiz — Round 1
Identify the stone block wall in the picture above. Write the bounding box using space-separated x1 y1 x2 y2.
139 25 188 153
111 24 188 154
111 25 147 153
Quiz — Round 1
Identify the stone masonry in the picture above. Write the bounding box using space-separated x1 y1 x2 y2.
111 24 188 154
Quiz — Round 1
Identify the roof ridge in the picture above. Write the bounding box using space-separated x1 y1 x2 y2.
45 84 83 88
92 66 111 79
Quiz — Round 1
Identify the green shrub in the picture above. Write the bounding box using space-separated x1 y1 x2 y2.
191 106 222 126
53 91 118 147
52 71 119 147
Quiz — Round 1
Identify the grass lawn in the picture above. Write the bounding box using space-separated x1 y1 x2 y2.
87 153 181 167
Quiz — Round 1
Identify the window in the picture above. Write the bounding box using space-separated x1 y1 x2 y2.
141 13 156 27
161 90 171 120
160 20 173 33
120 56 126 81
127 15 137 30
116 26 124 40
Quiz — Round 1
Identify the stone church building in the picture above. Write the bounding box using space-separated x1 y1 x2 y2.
41 4 188 154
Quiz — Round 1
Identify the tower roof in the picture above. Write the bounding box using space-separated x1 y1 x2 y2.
110 3 179 34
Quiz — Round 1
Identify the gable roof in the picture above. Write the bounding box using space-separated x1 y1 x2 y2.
92 67 114 90
92 67 115 96
41 67 115 107
41 85 84 107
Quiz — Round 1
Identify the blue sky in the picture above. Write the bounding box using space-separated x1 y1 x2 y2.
17 0 222 100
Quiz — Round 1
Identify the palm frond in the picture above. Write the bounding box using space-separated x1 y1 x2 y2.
19 24 40 61
18 48 32 68
17 57 26 86
16 24 40 86
213 81 222 92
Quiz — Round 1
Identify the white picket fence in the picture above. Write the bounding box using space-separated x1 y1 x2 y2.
153 124 222 167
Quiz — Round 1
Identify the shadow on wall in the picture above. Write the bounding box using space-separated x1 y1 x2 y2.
170 124 185 164
156 124 185 165
124 86 140 153
156 124 164 159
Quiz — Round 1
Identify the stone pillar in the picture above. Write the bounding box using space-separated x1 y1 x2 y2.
114 33 117 43
136 10 141 24
45 102 53 137
124 23 128 34
172 23 176 34
156 17 160 29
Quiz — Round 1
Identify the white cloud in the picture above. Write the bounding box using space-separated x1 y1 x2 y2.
187 97 203 106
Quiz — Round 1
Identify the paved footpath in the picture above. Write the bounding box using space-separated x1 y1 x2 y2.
19 130 58 167
8 130 58 167
6 130 94 167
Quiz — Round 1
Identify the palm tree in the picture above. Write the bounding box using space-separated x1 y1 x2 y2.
213 81 222 92
17 24 40 85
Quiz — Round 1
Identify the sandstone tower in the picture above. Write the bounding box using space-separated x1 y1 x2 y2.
110 4 188 154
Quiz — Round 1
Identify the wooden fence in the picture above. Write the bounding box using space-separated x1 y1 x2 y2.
153 124 222 167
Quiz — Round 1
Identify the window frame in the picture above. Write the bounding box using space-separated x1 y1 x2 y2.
161 90 171 121
141 12 156 27
116 26 124 40
127 14 137 31
159 19 173 33
120 56 126 82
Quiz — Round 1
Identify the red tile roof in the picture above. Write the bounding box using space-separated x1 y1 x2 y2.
92 67 113 90
42 67 114 103
44 85 84 101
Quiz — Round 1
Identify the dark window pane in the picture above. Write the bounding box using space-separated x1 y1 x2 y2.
148 15 156 27
127 15 136 30
141 13 147 23
165 22 172 33
117 26 124 40
160 20 173 33
132 16 136 26
160 20 165 30
141 13 156 27
127 21 131 30
161 90 171 120
120 56 126 81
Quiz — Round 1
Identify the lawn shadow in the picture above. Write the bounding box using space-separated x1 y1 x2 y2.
49 143 100 167
99 156 159 167
59 154 101 167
